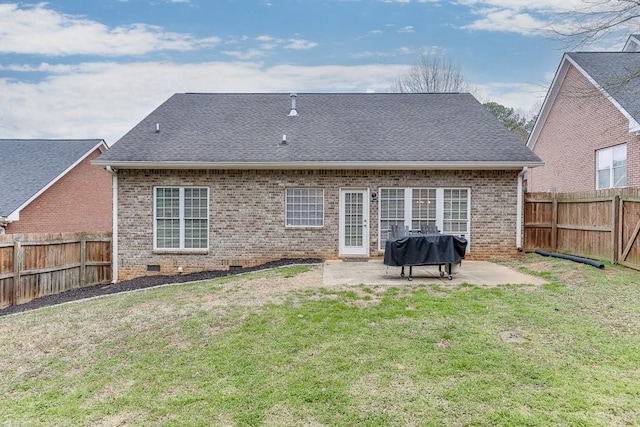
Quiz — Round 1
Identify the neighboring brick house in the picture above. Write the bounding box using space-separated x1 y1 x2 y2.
0 139 112 234
527 36 640 192
94 93 543 281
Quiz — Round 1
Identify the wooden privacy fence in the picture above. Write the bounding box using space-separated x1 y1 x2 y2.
0 232 112 309
524 188 640 270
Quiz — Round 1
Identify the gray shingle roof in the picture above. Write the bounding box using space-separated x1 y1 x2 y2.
0 139 105 218
623 35 640 51
567 52 640 122
96 93 542 167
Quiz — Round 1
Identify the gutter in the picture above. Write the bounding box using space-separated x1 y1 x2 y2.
92 160 546 171
516 168 525 251
105 166 118 283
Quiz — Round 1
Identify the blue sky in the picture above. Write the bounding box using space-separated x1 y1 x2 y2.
0 1 632 145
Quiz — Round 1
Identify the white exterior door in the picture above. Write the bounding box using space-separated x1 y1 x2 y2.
339 188 370 256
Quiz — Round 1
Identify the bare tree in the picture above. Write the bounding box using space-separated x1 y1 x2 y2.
390 54 470 93
554 1 640 47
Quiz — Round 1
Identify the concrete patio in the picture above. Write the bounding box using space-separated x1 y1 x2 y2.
322 259 547 287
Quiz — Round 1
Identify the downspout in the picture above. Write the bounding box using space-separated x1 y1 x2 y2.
105 166 118 283
516 168 525 251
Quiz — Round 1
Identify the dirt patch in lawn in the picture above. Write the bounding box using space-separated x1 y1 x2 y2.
195 267 325 308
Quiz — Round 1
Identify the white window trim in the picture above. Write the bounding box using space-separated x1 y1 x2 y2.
153 186 210 252
378 187 471 252
285 188 325 228
596 144 627 190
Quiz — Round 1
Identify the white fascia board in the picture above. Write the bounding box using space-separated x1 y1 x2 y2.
7 140 107 222
565 56 640 135
527 55 570 151
91 160 545 170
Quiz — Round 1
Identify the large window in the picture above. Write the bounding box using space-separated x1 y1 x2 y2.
379 187 470 250
286 188 324 227
443 189 469 234
412 188 437 231
154 187 209 250
379 188 405 239
597 144 627 189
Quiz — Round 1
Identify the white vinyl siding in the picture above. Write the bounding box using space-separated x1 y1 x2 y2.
379 187 470 251
597 144 627 189
285 188 324 227
154 187 209 250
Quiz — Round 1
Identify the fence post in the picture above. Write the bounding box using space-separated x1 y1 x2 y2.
551 194 558 251
612 195 620 264
80 235 86 288
12 235 22 306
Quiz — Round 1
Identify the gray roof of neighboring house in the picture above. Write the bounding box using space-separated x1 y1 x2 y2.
96 93 542 168
623 34 640 51
0 139 105 218
567 52 640 123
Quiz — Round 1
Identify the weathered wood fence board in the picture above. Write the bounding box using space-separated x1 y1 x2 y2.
524 188 640 271
618 196 640 270
0 232 112 309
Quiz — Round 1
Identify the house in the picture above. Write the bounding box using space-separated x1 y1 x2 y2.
0 139 112 234
527 35 640 192
94 93 543 281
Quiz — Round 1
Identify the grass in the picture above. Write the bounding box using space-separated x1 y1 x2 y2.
1 259 639 426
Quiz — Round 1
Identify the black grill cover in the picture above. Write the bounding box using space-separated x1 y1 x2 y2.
383 234 467 267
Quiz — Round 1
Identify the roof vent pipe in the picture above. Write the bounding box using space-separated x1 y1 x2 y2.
155 123 160 133
288 93 298 116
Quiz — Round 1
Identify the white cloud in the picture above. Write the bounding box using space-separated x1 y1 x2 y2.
0 3 219 56
256 35 277 42
458 0 639 40
462 8 550 35
223 36 318 57
474 81 549 113
284 39 318 50
221 49 268 60
350 51 393 59
380 0 440 3
399 26 415 33
350 46 418 58
0 61 408 145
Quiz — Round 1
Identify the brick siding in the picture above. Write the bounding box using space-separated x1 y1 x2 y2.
5 149 113 234
529 64 640 192
116 169 522 280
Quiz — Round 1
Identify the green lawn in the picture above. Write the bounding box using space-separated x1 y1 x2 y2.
1 256 639 426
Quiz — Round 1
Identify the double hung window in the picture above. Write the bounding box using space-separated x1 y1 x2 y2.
596 144 627 189
154 187 209 250
379 187 470 250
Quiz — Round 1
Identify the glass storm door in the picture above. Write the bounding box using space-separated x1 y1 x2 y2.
339 188 370 256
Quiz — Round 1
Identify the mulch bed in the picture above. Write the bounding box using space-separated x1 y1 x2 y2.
0 258 322 317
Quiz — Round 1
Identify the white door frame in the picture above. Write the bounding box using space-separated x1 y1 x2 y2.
339 188 370 257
